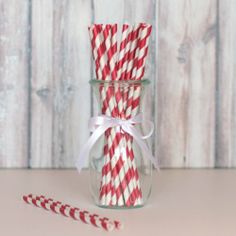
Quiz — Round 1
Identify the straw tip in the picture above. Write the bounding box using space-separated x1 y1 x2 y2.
106 222 115 232
115 221 124 230
22 195 27 202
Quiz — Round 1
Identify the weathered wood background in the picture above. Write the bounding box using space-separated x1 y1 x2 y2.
0 0 235 168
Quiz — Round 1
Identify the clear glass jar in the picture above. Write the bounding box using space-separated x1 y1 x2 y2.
89 79 153 209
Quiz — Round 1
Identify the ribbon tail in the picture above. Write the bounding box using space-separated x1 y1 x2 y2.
76 124 111 172
124 126 159 169
141 120 154 139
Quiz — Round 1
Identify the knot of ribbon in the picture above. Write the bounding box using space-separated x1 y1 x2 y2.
76 113 158 172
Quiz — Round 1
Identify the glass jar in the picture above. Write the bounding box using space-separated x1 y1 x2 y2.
89 79 153 209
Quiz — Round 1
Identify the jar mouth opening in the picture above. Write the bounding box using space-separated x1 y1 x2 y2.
89 79 150 85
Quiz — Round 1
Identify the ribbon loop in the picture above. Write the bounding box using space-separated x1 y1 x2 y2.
76 113 158 172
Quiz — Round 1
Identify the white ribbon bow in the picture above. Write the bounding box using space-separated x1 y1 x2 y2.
76 113 158 172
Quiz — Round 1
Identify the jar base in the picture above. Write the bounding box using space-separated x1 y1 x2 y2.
96 204 144 210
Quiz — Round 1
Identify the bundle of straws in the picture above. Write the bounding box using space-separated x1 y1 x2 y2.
88 23 152 207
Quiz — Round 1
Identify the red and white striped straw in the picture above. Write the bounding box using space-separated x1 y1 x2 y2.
110 24 118 68
113 24 142 205
104 29 133 206
89 25 112 205
131 24 152 115
22 194 123 231
123 24 140 81
126 24 152 204
115 25 140 206
99 24 136 207
88 23 152 208
90 24 124 206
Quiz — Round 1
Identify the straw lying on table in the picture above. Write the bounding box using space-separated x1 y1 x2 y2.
22 194 123 232
88 23 152 207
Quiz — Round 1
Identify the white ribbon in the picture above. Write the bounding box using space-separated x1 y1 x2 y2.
76 113 158 172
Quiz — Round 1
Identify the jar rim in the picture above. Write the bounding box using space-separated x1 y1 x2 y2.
89 79 150 85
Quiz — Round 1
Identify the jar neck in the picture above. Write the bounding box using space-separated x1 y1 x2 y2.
89 79 150 87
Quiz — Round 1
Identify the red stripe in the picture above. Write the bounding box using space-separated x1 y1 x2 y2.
100 218 109 231
40 199 48 210
103 24 117 81
90 214 99 227
93 25 110 80
69 208 77 220
22 196 30 204
50 203 58 213
32 199 39 207
59 205 66 216
79 211 88 224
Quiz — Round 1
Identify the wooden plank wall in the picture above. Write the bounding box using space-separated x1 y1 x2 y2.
30 0 92 167
216 0 236 167
0 0 29 167
158 0 216 167
0 0 235 168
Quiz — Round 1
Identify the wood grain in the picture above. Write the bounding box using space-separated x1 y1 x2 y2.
0 0 29 167
1 0 236 168
30 0 92 167
185 0 216 167
30 0 53 167
216 0 236 167
157 0 216 167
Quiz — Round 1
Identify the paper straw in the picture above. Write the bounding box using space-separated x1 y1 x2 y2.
103 24 117 81
123 24 152 204
90 24 127 206
117 24 142 205
116 24 129 80
115 24 140 205
99 25 122 206
110 24 118 69
121 25 142 204
125 24 141 80
128 24 152 203
23 194 123 232
100 24 136 206
132 24 152 115
102 24 124 205
89 25 115 205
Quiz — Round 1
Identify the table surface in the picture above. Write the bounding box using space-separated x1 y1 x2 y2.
0 169 235 236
